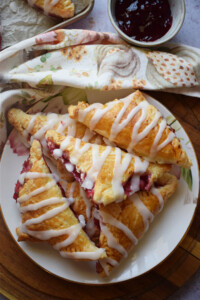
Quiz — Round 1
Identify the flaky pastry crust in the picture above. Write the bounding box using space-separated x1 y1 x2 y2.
16 140 106 260
45 130 171 206
68 90 192 169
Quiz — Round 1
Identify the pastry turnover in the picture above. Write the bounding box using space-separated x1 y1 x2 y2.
27 0 75 19
45 130 171 206
62 174 178 276
8 108 107 148
8 108 108 181
14 139 106 260
96 173 178 276
68 90 192 169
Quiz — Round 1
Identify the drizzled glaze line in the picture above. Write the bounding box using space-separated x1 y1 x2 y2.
60 248 105 260
24 203 69 227
20 197 67 213
30 113 59 144
18 168 104 259
130 194 154 232
19 172 59 184
53 224 82 250
112 148 132 201
100 210 138 245
82 144 112 190
99 257 119 276
77 94 174 156
17 181 56 203
100 222 128 257
151 186 164 211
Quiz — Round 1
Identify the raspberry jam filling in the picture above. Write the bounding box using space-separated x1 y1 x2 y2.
47 140 95 198
47 140 152 199
123 173 152 196
13 157 32 201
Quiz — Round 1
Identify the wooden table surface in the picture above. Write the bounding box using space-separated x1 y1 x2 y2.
0 91 199 300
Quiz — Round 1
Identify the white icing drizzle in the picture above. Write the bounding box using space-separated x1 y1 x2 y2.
68 181 76 199
100 222 127 257
30 113 59 144
20 197 67 213
130 194 154 232
82 144 111 190
112 148 132 201
18 168 104 259
81 128 95 142
53 149 63 159
24 203 69 227
77 95 173 156
19 172 59 185
78 103 102 123
60 136 72 150
100 210 138 245
23 113 40 138
150 120 175 157
132 155 149 173
99 258 119 276
109 95 133 140
151 186 164 211
156 131 175 153
21 226 77 240
17 181 56 203
28 0 60 14
53 224 82 250
129 175 140 194
89 102 114 130
56 115 76 135
69 139 91 165
80 188 92 219
59 248 105 260
78 215 86 227
128 109 161 152
65 163 74 172
67 119 78 137
44 0 59 14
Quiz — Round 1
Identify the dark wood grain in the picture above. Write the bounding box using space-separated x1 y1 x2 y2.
0 92 199 300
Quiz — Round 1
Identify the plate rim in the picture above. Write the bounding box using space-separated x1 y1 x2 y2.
0 94 199 285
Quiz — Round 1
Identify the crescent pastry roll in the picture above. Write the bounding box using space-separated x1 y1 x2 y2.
8 108 107 148
27 0 74 19
68 90 192 169
8 108 108 181
14 139 106 261
96 173 178 276
45 130 171 206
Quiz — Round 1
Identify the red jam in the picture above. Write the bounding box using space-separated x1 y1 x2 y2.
13 158 32 201
115 0 172 42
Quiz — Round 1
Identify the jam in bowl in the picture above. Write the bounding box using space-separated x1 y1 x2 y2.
108 0 186 47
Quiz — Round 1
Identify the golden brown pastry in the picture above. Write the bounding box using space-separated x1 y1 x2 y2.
64 181 99 241
68 90 192 169
8 108 108 181
27 0 74 19
97 173 178 276
45 130 171 206
62 174 177 276
14 139 106 260
8 108 106 147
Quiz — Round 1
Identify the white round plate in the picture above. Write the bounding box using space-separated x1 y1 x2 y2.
0 90 199 284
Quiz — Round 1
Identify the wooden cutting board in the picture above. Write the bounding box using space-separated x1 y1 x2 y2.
0 91 199 300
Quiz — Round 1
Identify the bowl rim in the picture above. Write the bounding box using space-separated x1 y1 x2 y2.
107 0 186 47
